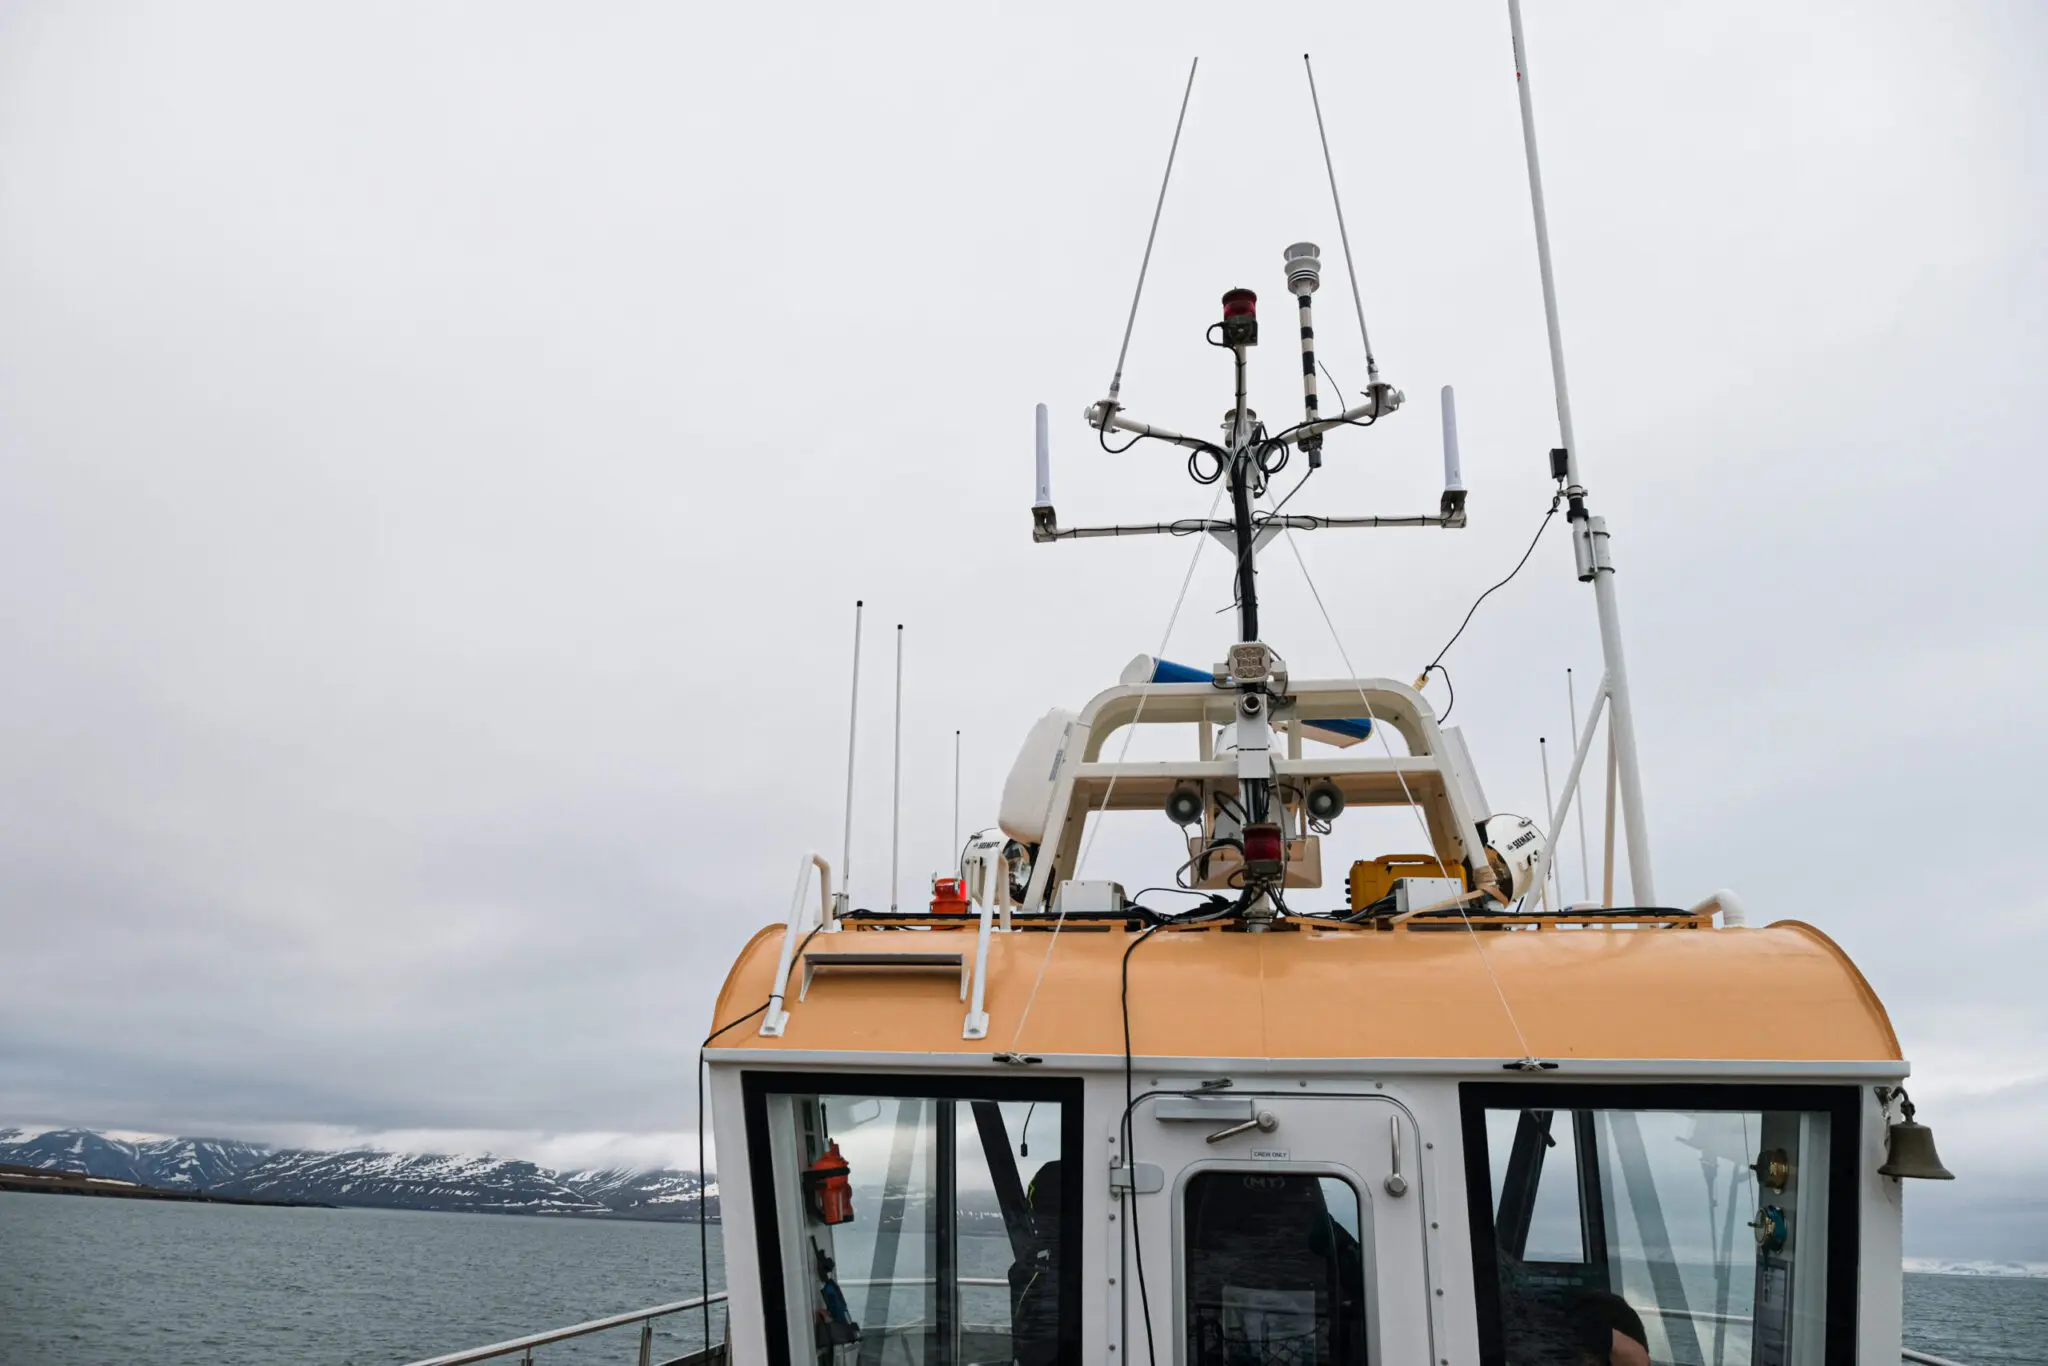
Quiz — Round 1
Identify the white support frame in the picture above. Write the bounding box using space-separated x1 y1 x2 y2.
1019 677 1490 911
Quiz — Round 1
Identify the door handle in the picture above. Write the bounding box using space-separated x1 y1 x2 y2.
1385 1115 1410 1197
1205 1110 1278 1144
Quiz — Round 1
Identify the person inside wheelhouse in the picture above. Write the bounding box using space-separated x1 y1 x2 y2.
1466 1089 1860 1366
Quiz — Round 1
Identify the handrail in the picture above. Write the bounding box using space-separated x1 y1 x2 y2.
759 851 833 1037
398 1292 726 1366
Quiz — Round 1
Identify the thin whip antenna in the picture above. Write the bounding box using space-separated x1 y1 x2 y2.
1567 668 1591 901
1105 58 1199 406
890 624 904 913
1538 737 1559 911
1303 54 1379 382
837 601 864 912
952 730 961 871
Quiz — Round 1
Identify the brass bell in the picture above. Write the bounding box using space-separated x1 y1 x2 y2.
1878 1093 1954 1181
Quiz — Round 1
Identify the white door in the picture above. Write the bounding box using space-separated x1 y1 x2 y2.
1117 1091 1436 1366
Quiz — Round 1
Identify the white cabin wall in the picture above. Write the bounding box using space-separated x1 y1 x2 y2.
1407 1078 1485 1365
1860 1088 1906 1363
707 1065 767 1363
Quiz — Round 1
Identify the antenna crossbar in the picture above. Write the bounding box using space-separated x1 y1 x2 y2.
1033 511 1461 543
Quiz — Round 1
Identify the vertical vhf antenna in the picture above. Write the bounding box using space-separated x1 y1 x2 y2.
952 729 961 872
1539 736 1559 911
1509 0 1656 903
837 601 864 917
890 624 903 913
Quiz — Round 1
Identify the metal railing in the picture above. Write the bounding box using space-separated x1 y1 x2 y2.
399 1293 727 1366
397 1288 1969 1366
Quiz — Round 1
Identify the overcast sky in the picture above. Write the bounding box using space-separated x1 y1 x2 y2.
1 3 2042 1260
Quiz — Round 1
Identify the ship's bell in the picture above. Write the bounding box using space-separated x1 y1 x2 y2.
1878 1093 1954 1181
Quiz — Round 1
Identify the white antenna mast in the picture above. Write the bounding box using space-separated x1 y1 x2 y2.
1509 0 1657 903
1567 667 1592 901
890 623 903 913
952 729 961 870
836 600 864 917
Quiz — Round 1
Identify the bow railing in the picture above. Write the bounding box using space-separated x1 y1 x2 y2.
397 1293 727 1366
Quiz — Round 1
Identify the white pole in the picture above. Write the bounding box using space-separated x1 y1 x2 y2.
890 624 904 913
952 729 961 872
1567 668 1591 901
1539 737 1560 909
1602 726 1619 908
837 601 864 914
1507 0 1656 904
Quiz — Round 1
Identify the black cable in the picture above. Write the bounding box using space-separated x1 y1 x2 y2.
1260 466 1317 522
1098 424 1146 455
1120 922 1166 1366
1422 497 1560 679
1420 662 1457 723
694 922 826 1352
1317 357 1349 407
1116 900 1242 1363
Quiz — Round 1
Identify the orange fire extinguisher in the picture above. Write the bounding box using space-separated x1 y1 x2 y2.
804 1141 855 1226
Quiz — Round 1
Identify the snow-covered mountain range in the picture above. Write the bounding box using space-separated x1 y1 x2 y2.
0 1127 716 1219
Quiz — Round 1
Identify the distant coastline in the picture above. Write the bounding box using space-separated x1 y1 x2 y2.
0 1126 717 1221
1905 1258 2048 1280
0 1162 331 1209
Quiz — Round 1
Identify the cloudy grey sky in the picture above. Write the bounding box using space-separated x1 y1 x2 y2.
1 3 2041 1258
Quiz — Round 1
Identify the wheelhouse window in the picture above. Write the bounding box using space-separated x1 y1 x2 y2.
1460 1085 1859 1366
1184 1172 1367 1366
743 1073 1080 1366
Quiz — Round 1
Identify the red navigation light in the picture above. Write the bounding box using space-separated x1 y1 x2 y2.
1219 289 1259 348
1242 822 1285 878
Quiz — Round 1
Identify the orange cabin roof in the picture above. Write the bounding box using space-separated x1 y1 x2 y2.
710 919 1901 1064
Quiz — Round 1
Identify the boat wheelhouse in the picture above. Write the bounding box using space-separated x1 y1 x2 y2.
701 667 1917 1366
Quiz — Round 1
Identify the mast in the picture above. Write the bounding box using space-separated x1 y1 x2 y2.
1221 289 1261 644
1508 0 1657 904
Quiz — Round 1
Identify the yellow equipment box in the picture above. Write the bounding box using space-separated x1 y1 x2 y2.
1349 854 1467 911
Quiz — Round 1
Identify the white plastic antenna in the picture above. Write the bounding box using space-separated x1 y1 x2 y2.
836 601 864 917
1034 404 1051 506
1439 385 1466 518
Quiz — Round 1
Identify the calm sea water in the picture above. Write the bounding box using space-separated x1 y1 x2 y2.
1 1190 2042 1365
0 1192 725 1366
